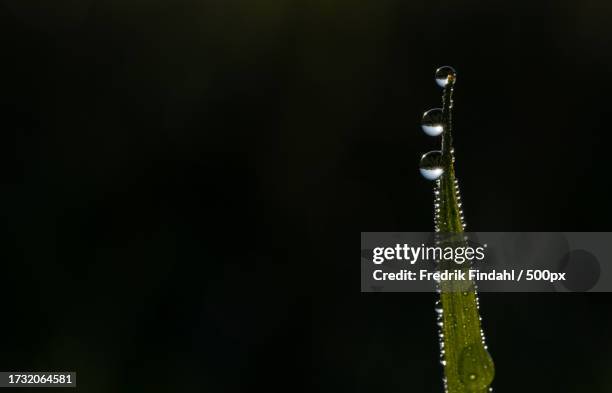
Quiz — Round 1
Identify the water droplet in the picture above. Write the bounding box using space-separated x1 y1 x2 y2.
458 343 495 390
421 108 444 136
419 151 444 180
435 66 456 88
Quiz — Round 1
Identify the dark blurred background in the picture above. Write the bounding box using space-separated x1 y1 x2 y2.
2 0 612 392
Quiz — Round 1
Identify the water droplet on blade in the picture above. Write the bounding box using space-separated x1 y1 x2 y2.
421 108 444 136
435 66 456 88
419 150 444 180
458 343 495 390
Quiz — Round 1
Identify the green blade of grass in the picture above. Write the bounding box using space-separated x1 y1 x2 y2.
430 68 495 393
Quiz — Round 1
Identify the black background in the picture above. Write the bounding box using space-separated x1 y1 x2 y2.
3 0 612 392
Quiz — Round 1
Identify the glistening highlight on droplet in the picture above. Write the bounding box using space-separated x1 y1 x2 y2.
419 150 444 180
435 66 457 88
421 108 444 136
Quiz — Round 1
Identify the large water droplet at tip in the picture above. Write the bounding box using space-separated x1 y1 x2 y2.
419 150 444 180
421 108 444 136
435 66 456 88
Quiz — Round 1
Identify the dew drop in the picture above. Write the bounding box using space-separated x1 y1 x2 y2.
421 108 444 136
458 343 495 390
435 66 456 88
419 150 444 180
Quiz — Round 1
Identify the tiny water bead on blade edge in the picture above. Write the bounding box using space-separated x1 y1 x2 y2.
422 108 444 136
419 150 444 180
435 66 457 88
